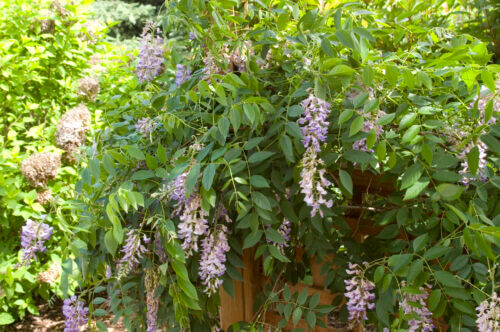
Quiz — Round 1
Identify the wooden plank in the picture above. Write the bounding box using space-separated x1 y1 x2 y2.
219 276 245 329
264 311 347 332
242 248 258 322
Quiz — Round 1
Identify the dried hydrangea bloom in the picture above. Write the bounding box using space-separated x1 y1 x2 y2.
145 269 160 332
81 19 104 44
50 0 70 17
62 296 89 332
20 152 61 187
37 261 61 284
55 104 91 162
36 189 53 205
77 77 100 101
135 22 165 83
135 117 156 136
228 41 254 72
476 293 500 331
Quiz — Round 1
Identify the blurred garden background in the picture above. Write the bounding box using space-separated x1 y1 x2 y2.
0 0 499 331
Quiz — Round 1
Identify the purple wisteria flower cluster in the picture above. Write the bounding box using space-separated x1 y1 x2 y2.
18 218 53 267
399 284 435 331
135 117 156 136
344 262 376 327
175 64 191 87
62 295 89 332
198 224 230 295
458 142 489 185
176 194 209 257
297 94 333 217
145 268 160 332
135 23 164 83
476 293 500 332
117 230 148 276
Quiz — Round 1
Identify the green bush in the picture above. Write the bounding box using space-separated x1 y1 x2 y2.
0 0 105 323
65 0 500 331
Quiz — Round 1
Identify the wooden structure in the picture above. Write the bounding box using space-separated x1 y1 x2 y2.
219 170 395 331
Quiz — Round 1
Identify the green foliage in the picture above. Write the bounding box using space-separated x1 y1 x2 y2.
45 0 500 331
0 0 104 322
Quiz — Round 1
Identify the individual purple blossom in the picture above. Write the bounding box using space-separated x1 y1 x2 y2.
344 263 376 327
198 225 230 296
135 23 164 83
459 142 488 185
399 283 435 332
175 64 191 87
476 293 500 331
299 151 333 218
189 32 196 40
177 194 209 257
117 230 148 275
62 295 89 332
18 218 53 267
298 94 331 153
135 117 156 136
105 265 112 279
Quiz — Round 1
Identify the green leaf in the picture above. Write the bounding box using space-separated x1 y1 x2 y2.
280 135 295 162
434 271 461 288
336 30 354 49
328 64 355 76
401 164 424 190
408 259 423 283
292 307 302 326
412 234 429 252
321 38 334 57
403 179 429 201
309 292 320 308
252 192 271 211
126 145 146 160
421 143 433 165
104 230 118 256
266 228 285 244
349 116 364 137
339 109 354 125
243 230 263 249
480 70 495 92
248 151 274 163
423 246 450 260
467 146 479 176
401 125 420 144
306 310 316 329
376 113 396 126
339 170 353 196
399 113 417 130
132 170 155 180
185 164 200 196
436 183 464 201
230 108 241 132
428 289 441 311
202 164 217 190
250 175 269 188
0 312 15 325
218 117 230 140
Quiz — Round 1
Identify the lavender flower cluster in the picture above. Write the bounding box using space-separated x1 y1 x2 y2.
175 64 191 87
18 218 53 267
198 225 230 295
297 94 333 217
62 296 89 332
135 23 164 83
276 219 291 254
458 142 488 185
476 293 500 332
135 117 156 136
399 284 435 332
344 263 376 327
117 230 148 276
176 194 209 257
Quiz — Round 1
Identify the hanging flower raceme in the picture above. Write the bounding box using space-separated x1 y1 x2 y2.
176 194 209 257
62 295 89 332
476 293 500 332
135 22 164 83
199 225 230 296
17 218 53 267
344 263 376 327
175 64 191 87
168 171 189 203
297 94 333 217
145 268 160 332
276 219 291 254
399 283 435 332
117 230 148 276
135 117 156 136
458 142 489 185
